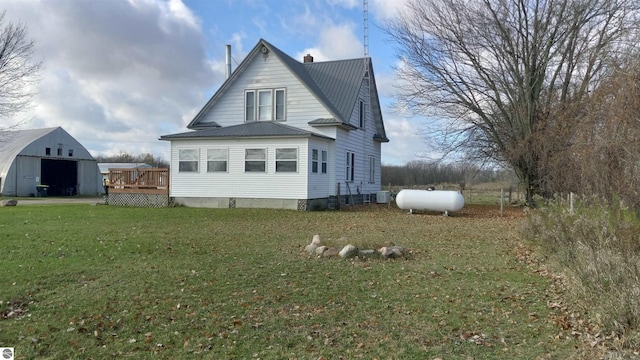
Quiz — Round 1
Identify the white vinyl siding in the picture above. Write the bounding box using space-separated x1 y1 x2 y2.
178 149 199 172
169 138 312 199
199 54 333 135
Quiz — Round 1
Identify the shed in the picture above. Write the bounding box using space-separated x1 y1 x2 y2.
0 127 102 196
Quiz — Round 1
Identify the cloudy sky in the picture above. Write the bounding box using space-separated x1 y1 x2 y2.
2 0 429 165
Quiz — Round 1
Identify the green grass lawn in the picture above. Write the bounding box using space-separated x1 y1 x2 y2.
0 204 581 359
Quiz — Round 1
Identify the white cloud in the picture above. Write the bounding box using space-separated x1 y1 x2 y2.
370 0 410 21
382 117 429 165
295 23 363 61
3 0 222 159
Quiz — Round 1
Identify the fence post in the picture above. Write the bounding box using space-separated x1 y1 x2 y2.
500 188 504 217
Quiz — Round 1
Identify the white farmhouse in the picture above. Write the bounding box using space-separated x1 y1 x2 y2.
160 39 389 210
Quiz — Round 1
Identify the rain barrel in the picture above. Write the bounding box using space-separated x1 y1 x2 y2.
396 189 464 213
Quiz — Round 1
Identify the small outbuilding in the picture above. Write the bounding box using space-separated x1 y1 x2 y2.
0 127 102 196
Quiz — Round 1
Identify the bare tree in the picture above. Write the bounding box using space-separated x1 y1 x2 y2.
0 10 42 127
386 0 640 205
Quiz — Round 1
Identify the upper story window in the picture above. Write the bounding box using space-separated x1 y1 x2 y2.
359 100 365 128
178 149 199 172
245 88 286 122
68 149 74 157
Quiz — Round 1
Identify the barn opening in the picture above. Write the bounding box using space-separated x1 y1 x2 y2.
41 159 77 196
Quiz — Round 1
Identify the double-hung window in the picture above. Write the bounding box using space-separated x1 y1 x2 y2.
258 90 272 121
245 91 255 121
245 149 266 172
311 149 319 173
346 151 355 182
245 88 286 121
369 156 375 183
207 148 228 172
276 148 297 172
179 149 199 172
321 150 327 174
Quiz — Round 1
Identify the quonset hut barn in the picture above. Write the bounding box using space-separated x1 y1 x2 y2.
0 127 102 197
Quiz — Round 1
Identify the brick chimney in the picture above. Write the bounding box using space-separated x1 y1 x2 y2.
303 54 314 63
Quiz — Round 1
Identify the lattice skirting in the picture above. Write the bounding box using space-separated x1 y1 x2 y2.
108 193 170 208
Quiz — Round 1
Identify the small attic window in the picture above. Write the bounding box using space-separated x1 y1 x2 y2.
45 147 51 156
68 149 74 157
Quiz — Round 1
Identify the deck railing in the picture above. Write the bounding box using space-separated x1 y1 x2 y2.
108 168 169 195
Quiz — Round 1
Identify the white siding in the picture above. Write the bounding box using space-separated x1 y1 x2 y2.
307 137 334 198
334 79 382 196
170 138 312 199
199 52 336 139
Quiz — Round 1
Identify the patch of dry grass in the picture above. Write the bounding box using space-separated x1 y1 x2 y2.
0 203 585 359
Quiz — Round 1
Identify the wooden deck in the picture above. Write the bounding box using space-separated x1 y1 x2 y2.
107 168 169 195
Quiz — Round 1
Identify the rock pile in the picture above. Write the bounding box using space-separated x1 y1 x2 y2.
303 235 407 260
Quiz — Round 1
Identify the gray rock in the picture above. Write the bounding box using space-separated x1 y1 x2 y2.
311 234 322 246
2 199 18 207
323 247 339 257
339 244 358 259
315 246 328 255
305 243 318 254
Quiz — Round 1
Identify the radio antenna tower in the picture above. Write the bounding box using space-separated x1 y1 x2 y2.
363 0 370 78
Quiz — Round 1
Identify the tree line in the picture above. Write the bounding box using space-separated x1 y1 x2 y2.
94 152 169 169
381 161 517 187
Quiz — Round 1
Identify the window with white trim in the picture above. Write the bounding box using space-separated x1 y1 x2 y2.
346 151 355 182
245 148 266 172
245 88 286 121
245 91 255 121
275 89 285 120
276 148 297 172
311 149 318 173
321 150 327 174
369 156 376 183
207 148 228 172
258 90 272 121
179 149 199 172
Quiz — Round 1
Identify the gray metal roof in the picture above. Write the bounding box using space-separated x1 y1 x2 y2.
160 121 333 140
183 39 388 142
0 127 96 183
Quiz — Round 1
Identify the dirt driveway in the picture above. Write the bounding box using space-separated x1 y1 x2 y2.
6 197 105 206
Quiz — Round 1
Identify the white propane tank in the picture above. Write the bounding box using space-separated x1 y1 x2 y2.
396 189 464 214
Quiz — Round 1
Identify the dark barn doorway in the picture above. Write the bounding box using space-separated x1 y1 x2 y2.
41 159 78 196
